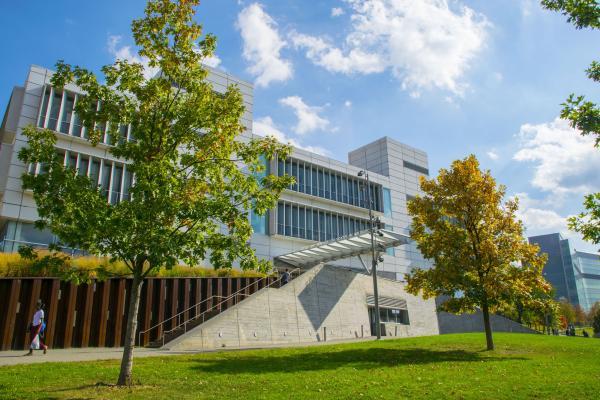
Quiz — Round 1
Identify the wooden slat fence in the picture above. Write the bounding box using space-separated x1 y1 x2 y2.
0 276 272 351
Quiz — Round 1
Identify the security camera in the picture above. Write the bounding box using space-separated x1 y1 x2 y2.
377 255 385 263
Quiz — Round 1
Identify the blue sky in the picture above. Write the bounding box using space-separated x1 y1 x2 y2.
1 0 599 251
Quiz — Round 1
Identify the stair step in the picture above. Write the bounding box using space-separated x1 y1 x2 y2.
143 271 303 348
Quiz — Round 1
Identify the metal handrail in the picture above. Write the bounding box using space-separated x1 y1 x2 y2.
137 273 275 346
148 267 301 347
161 268 301 343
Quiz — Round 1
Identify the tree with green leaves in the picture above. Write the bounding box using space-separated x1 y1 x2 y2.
539 1 599 144
18 0 292 386
406 155 552 350
574 303 587 326
558 299 576 324
592 305 600 336
569 193 600 250
541 1 600 250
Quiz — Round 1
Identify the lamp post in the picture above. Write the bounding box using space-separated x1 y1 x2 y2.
358 170 381 340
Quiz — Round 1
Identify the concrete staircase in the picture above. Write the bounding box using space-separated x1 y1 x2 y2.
139 270 302 348
164 264 440 351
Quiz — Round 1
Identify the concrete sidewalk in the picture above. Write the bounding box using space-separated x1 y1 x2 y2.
0 347 174 366
0 336 383 367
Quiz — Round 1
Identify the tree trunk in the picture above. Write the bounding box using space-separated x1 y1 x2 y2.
117 272 144 386
481 297 494 351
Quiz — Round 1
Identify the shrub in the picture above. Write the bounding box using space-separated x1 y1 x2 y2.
0 252 267 279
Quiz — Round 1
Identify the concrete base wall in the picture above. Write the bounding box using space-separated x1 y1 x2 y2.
168 264 439 350
437 310 538 335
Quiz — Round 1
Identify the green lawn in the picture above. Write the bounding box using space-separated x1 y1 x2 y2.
1 333 599 399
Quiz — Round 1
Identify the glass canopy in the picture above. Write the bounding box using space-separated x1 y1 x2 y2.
274 229 410 269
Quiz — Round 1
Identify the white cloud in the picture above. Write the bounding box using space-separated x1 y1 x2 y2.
279 96 330 135
290 0 489 96
513 118 600 195
237 3 293 87
107 35 159 79
290 31 385 75
331 7 345 17
514 192 569 234
521 0 534 17
486 150 499 160
513 192 598 253
202 54 222 68
253 116 329 156
108 35 223 78
344 100 352 107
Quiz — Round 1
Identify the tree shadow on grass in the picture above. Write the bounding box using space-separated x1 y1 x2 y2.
191 347 527 375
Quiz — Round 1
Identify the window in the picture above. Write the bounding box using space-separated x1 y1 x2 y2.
101 161 112 199
333 214 339 238
67 152 77 169
306 208 313 240
318 169 324 197
47 90 62 131
319 211 326 241
72 96 83 137
375 307 410 325
60 94 75 134
285 159 292 189
89 158 101 187
119 125 128 144
77 156 89 177
291 161 298 191
292 204 299 237
311 167 319 196
285 204 292 236
277 203 284 235
38 86 51 128
326 213 332 240
299 207 306 238
313 209 319 241
298 162 305 193
111 165 123 204
331 173 337 200
122 168 133 201
403 160 429 175
251 209 268 235
383 188 392 217
278 158 284 177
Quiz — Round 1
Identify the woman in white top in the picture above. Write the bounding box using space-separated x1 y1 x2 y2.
26 299 47 355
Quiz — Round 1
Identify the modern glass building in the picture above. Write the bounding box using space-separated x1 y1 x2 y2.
573 250 600 311
0 65 431 282
528 233 580 305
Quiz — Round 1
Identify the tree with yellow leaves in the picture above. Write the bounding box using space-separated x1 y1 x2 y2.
406 155 551 350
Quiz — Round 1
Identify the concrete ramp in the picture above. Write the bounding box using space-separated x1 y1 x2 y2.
167 264 439 351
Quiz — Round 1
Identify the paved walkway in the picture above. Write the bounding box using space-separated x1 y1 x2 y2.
0 336 382 367
0 347 176 366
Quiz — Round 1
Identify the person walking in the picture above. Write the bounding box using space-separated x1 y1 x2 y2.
26 299 47 356
281 269 290 286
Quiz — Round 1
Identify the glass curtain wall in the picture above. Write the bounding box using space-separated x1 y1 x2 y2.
28 148 132 205
277 157 385 213
37 85 133 145
276 200 369 241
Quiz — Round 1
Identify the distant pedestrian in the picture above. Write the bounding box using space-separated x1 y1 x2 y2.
26 300 47 356
583 329 590 338
281 269 290 286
